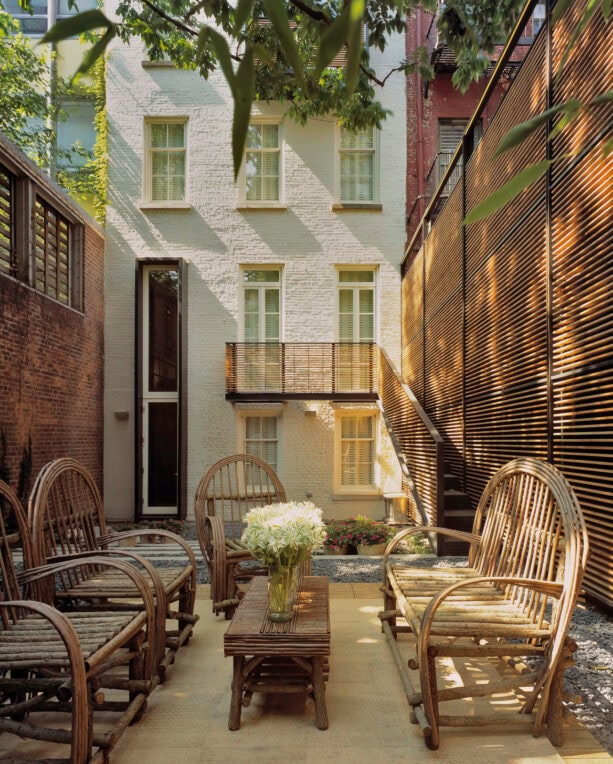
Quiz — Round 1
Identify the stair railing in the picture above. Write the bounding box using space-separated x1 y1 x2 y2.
377 347 445 537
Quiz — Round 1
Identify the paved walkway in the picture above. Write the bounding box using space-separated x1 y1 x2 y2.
2 584 609 763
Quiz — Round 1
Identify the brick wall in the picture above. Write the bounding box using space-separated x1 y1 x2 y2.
0 138 104 499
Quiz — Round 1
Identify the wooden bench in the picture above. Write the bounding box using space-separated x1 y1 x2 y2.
379 458 589 750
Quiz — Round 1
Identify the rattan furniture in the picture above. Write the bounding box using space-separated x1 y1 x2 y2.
28 458 199 682
379 458 589 750
194 454 289 619
224 575 330 730
0 479 156 763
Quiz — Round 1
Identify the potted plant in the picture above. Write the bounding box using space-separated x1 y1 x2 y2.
350 515 395 556
323 520 354 555
242 501 327 622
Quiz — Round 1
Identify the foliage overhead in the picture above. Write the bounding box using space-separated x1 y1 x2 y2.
33 0 525 177
0 7 96 191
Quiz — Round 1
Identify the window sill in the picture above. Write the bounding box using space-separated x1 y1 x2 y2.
332 203 383 211
331 493 382 501
139 201 192 210
141 60 176 68
236 203 287 211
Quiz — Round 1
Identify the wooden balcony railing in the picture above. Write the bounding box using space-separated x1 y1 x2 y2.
225 342 378 400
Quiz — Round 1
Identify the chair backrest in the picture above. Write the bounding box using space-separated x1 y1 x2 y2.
470 458 589 630
28 458 107 567
0 480 36 621
194 454 286 542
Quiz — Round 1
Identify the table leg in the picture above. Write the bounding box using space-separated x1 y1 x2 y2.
229 656 245 730
312 657 328 730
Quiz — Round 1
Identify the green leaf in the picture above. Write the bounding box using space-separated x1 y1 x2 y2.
603 136 613 157
39 9 111 44
592 90 613 105
232 49 254 180
316 10 350 75
464 160 553 225
551 0 574 24
234 0 254 33
205 28 236 96
261 0 306 93
602 0 612 21
72 27 115 80
345 1 364 94
494 100 580 156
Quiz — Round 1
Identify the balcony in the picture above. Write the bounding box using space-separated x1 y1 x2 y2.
225 342 378 401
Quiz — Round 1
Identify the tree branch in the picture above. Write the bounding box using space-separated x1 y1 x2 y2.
287 0 332 24
141 0 199 37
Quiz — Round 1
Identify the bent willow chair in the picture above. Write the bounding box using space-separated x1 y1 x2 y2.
380 458 589 750
28 458 199 682
195 454 290 618
0 479 156 763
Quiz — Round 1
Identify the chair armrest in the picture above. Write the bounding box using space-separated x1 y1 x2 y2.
100 529 196 566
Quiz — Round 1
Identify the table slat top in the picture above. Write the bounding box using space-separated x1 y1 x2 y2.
224 576 330 656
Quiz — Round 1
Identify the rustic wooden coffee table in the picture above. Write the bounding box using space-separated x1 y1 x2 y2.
224 575 330 730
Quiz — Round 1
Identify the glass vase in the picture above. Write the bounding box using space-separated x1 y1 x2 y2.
267 564 300 622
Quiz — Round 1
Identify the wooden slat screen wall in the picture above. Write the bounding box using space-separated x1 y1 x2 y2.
399 0 612 606
424 184 464 483
401 247 424 401
0 164 14 275
378 348 442 526
550 2 613 607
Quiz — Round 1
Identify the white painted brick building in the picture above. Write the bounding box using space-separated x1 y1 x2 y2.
104 17 407 523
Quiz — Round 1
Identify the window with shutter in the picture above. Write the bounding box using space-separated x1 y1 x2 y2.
145 119 187 202
335 412 377 491
338 126 378 203
337 269 376 391
0 165 14 275
244 123 282 203
244 415 279 473
34 197 70 305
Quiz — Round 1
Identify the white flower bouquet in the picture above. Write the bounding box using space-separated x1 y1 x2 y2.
241 501 327 567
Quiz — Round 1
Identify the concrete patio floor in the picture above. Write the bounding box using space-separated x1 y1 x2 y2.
1 583 610 763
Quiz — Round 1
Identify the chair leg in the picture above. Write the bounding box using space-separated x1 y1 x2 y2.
545 654 566 746
420 646 440 750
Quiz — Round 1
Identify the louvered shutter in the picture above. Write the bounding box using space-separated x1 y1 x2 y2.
0 166 14 274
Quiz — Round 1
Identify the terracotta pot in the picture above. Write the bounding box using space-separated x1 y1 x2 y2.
324 546 350 555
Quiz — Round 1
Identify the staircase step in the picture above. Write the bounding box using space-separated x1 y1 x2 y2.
440 508 475 556
443 489 471 512
444 472 460 490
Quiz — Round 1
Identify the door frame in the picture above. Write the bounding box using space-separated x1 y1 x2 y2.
135 258 188 519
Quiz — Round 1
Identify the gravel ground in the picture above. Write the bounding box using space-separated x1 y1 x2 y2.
193 553 612 753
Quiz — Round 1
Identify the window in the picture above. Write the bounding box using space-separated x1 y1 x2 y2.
240 267 282 391
244 415 279 473
0 165 14 275
144 120 187 203
57 100 96 169
34 197 71 305
0 162 83 309
243 122 282 203
5 0 97 35
438 119 482 194
335 412 377 491
532 3 546 35
337 269 376 391
339 125 378 203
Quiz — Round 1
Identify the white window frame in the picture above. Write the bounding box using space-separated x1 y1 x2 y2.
335 266 378 343
236 405 284 477
239 266 283 342
238 117 285 208
336 125 380 205
142 117 189 208
333 408 379 494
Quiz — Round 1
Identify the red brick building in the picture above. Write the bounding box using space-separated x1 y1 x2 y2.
0 133 104 497
405 6 540 242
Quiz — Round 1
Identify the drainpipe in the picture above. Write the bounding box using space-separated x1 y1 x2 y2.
47 0 59 180
415 9 425 230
